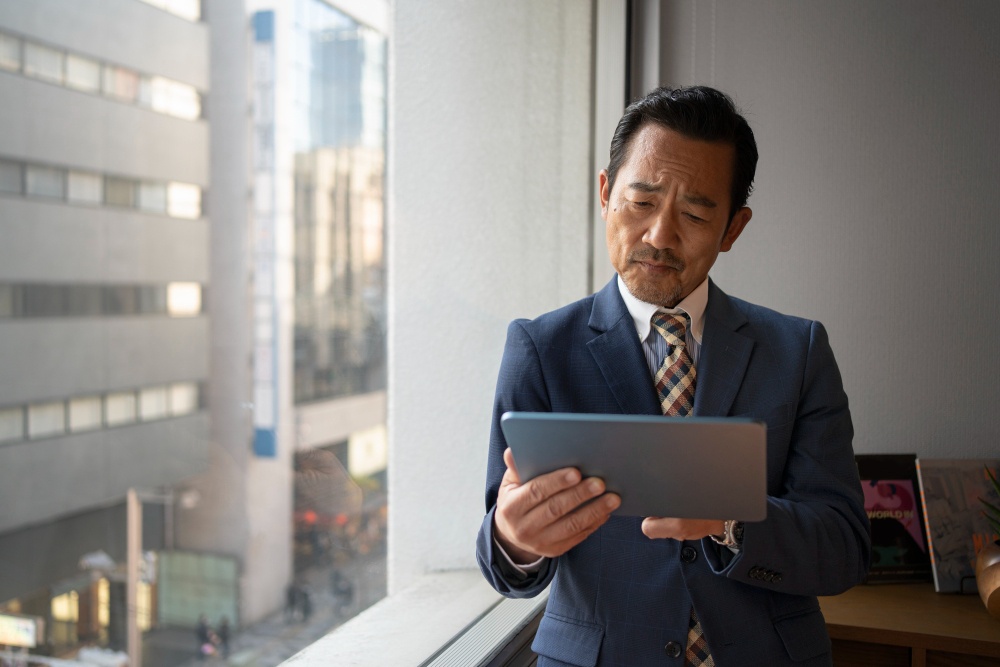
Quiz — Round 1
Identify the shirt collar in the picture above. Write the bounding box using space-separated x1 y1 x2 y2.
617 274 708 344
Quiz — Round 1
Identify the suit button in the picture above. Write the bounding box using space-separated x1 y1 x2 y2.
665 641 682 658
749 566 761 579
681 546 698 563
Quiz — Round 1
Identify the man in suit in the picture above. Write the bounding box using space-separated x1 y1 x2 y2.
476 86 871 666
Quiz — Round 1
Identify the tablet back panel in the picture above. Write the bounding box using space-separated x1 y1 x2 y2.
500 412 767 521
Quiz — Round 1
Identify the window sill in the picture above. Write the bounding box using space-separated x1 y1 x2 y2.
282 569 546 666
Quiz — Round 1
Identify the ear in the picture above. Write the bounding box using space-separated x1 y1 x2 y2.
598 169 611 220
720 207 751 252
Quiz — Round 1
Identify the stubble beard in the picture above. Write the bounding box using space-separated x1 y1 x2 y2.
623 248 685 308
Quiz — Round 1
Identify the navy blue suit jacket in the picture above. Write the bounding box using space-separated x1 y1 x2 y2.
476 278 871 667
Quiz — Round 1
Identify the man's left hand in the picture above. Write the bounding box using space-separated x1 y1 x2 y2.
641 517 725 541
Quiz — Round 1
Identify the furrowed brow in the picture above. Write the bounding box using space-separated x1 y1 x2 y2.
627 181 662 193
682 193 718 208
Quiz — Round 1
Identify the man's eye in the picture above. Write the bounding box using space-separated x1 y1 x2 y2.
684 212 705 222
631 200 653 208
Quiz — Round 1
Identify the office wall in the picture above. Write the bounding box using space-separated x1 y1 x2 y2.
389 0 596 592
655 0 1000 457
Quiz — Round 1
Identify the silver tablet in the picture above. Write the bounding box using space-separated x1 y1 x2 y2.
500 412 767 521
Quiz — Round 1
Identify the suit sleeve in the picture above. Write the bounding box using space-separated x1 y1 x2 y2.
702 321 872 596
475 320 557 598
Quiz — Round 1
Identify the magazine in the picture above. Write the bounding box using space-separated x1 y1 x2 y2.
856 454 932 583
916 458 1000 593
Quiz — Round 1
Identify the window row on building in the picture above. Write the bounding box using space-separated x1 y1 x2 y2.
0 28 201 120
0 381 204 444
137 0 201 22
0 282 204 319
0 156 203 219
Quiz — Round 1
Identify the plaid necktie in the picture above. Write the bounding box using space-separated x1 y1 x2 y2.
650 312 714 667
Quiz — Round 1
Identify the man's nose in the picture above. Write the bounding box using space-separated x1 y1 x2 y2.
642 206 678 249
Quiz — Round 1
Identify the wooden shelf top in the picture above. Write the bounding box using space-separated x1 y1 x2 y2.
819 583 1000 656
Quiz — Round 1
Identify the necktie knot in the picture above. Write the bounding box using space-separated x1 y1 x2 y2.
651 312 689 348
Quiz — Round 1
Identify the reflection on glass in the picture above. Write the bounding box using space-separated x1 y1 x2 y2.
147 76 201 120
292 0 387 404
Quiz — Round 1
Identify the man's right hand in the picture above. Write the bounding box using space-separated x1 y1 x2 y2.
493 447 621 563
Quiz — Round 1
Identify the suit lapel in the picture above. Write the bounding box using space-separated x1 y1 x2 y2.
693 281 754 417
587 278 662 416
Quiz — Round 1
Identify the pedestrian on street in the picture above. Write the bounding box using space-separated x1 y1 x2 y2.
217 617 231 658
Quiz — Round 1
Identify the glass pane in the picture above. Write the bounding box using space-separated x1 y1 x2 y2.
64 285 103 316
169 383 198 416
68 396 102 432
167 282 201 316
148 76 201 120
0 32 21 72
0 285 12 317
139 386 168 421
23 42 63 83
0 159 22 194
28 402 65 438
26 165 66 199
137 182 167 213
102 65 139 102
104 177 135 207
105 392 136 426
0 406 24 442
65 54 101 92
67 171 103 204
167 182 201 218
103 286 139 315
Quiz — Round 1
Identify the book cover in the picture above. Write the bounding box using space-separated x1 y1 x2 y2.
916 458 1000 593
856 454 932 583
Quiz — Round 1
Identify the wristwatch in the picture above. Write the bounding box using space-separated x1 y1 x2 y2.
710 520 744 549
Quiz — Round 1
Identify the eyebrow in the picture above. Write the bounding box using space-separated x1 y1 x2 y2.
627 182 718 208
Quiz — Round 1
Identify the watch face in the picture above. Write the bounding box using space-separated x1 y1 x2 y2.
732 521 745 544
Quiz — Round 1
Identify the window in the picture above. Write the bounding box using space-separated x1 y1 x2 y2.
65 54 101 92
0 407 23 443
0 32 20 72
25 165 66 199
67 171 104 204
167 282 201 316
145 76 201 120
139 386 169 421
103 65 139 102
23 42 63 83
28 402 65 439
105 392 137 427
0 285 11 317
104 176 135 207
69 396 103 432
136 0 201 22
138 182 167 213
0 159 22 194
167 182 201 219
169 382 199 416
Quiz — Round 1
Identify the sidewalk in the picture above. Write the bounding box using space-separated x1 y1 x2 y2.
144 552 387 667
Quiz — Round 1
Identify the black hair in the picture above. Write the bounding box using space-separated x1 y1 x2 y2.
606 85 758 220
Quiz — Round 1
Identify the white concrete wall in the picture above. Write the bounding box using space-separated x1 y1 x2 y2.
655 0 1000 458
388 0 596 593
